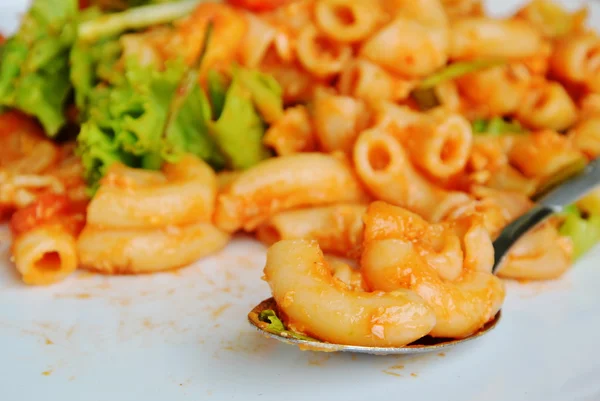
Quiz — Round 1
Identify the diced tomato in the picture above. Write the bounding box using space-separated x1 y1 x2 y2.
10 194 87 237
79 0 91 9
226 0 290 12
0 111 43 138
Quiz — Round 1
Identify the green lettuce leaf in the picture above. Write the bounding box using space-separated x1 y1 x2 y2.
78 0 203 43
91 0 178 10
0 0 78 136
559 205 600 260
77 56 225 191
208 70 272 170
235 67 284 124
258 310 316 341
472 117 527 135
207 69 228 120
418 59 505 90
69 6 124 112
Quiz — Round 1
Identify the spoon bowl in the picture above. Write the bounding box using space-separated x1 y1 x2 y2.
248 298 502 355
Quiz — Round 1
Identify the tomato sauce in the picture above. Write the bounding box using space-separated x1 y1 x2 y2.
10 194 87 237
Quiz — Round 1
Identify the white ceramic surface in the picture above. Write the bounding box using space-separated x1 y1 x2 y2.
1 1 599 400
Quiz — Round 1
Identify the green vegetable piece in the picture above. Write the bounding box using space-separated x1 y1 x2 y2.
418 59 505 90
561 204 580 217
472 117 527 136
77 56 225 191
235 66 284 124
94 0 178 11
78 0 204 43
209 75 272 170
472 118 488 134
258 310 316 341
70 27 122 112
411 88 440 111
77 120 139 193
207 69 228 120
0 0 78 136
559 206 600 260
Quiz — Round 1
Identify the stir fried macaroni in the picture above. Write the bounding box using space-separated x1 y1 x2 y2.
0 0 599 346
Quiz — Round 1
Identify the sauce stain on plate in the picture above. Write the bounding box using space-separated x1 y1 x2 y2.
211 303 232 319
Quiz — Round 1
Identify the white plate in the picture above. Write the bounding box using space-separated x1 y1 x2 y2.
1 1 600 400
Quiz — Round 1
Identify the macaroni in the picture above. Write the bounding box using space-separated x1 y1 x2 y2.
215 153 368 232
314 0 382 43
12 224 79 286
1 0 598 345
450 18 544 60
263 105 316 156
312 88 370 154
360 17 448 77
264 239 437 347
256 203 367 257
77 222 230 274
87 155 217 229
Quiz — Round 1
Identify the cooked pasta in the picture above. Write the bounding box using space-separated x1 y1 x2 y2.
78 154 227 274
456 64 532 117
256 203 367 257
263 105 316 156
0 0 598 347
550 34 600 93
360 202 504 339
338 59 417 104
264 239 437 347
215 152 367 232
509 130 584 179
296 23 352 78
12 224 79 286
515 80 578 131
312 88 370 154
77 222 230 274
87 155 217 229
9 194 86 285
404 109 473 178
314 0 382 43
569 117 600 158
353 128 470 221
360 17 448 78
450 18 544 60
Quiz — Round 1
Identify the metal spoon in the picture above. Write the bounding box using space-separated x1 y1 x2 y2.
248 158 600 355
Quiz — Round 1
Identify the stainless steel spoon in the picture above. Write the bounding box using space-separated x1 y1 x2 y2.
248 158 600 355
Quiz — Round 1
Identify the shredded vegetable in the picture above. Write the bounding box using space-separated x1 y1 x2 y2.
258 310 316 341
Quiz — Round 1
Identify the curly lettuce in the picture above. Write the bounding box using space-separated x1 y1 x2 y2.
0 0 78 136
73 37 277 190
208 68 275 170
76 54 225 191
78 0 204 42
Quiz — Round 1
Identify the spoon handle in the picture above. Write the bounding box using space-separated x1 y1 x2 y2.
492 204 554 273
492 157 600 273
538 157 600 210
